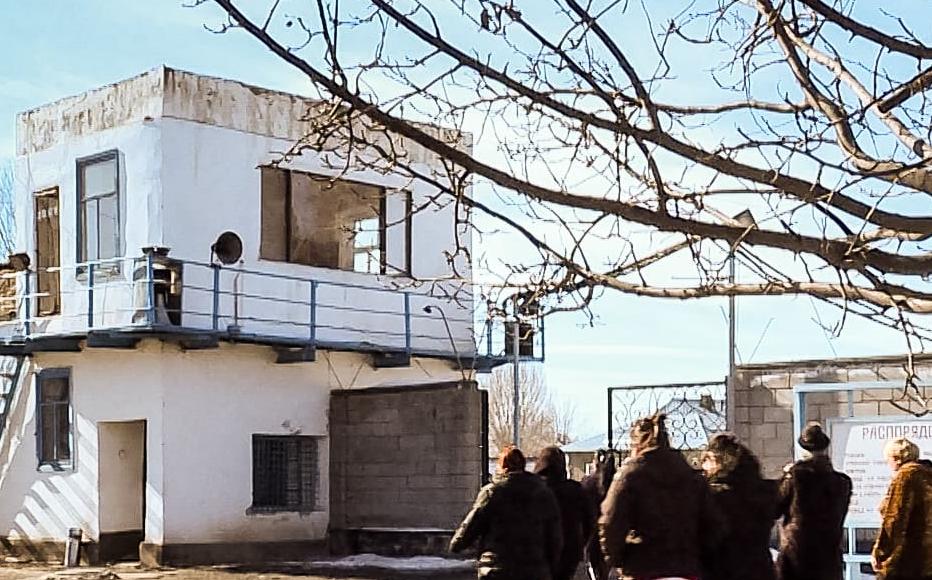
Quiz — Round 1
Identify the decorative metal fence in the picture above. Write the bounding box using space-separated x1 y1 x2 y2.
607 381 727 460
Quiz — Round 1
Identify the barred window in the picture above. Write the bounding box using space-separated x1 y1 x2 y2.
251 435 319 511
37 369 72 469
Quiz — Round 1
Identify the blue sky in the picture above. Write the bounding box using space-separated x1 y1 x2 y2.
0 1 917 438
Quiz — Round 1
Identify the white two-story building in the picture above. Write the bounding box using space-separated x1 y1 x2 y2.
0 67 527 565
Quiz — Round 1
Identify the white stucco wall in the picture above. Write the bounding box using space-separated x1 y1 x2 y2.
11 70 475 355
0 342 462 547
0 344 167 545
2 66 480 557
12 119 163 337
159 343 331 543
158 344 463 544
158 118 474 352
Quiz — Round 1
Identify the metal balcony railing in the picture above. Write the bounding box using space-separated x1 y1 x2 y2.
0 252 545 364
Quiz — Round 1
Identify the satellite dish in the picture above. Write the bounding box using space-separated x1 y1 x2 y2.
211 231 243 265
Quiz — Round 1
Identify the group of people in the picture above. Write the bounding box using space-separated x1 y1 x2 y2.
450 414 932 580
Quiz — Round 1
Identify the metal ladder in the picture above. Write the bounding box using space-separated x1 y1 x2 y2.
0 355 26 442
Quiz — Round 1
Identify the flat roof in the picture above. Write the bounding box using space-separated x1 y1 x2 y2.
17 66 471 160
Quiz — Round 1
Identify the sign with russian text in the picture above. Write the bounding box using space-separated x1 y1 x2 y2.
829 419 932 527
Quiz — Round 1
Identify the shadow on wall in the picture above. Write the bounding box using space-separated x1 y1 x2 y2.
0 404 164 561
0 410 98 560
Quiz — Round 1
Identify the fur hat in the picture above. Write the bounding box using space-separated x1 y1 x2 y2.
704 433 763 480
629 413 670 451
798 423 830 452
704 433 742 474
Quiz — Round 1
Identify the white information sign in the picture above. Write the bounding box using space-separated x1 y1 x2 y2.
829 419 932 527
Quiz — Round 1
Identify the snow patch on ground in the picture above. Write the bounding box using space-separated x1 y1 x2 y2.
306 554 474 572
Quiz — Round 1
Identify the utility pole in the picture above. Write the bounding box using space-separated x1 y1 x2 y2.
512 295 521 447
727 250 736 415
726 209 755 431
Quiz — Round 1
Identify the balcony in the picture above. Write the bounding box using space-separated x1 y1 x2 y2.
0 252 543 368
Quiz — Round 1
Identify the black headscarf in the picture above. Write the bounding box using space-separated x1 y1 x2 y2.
535 446 568 481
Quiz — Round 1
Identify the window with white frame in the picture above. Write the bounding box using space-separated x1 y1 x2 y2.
36 369 72 469
77 151 121 265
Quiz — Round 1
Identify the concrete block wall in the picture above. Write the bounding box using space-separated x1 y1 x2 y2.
329 381 484 532
732 354 932 478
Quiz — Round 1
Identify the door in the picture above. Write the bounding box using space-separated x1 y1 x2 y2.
98 420 146 562
35 188 60 316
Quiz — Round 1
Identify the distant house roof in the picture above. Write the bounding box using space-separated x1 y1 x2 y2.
656 396 726 450
561 432 628 454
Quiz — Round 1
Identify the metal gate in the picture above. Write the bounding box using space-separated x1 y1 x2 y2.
607 380 726 463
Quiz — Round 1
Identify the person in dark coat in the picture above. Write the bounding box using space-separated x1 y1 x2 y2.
581 450 616 580
599 413 722 580
451 445 563 580
700 433 777 580
535 446 594 580
776 423 852 580
872 437 932 580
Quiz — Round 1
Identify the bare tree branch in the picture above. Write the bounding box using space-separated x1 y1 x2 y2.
199 0 932 387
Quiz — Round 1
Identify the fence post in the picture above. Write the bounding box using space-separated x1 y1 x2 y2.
87 263 95 329
793 388 806 461
309 280 317 344
404 293 412 355
145 251 156 327
22 271 31 338
211 264 220 332
607 388 614 450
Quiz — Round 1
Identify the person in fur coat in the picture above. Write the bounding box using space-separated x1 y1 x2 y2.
775 423 852 580
872 437 932 580
581 451 616 580
598 413 722 580
700 433 777 580
535 446 595 580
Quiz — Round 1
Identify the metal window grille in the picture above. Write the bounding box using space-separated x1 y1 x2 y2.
36 369 72 468
252 435 318 511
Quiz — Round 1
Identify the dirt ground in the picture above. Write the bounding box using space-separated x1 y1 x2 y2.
0 563 476 580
